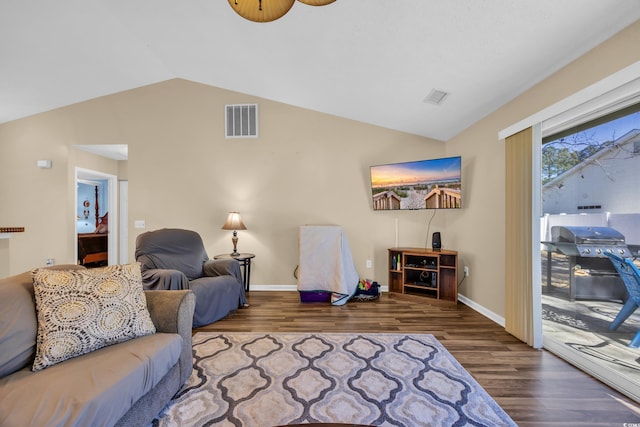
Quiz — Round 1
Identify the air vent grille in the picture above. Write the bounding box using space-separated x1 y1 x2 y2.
423 89 450 106
225 104 258 138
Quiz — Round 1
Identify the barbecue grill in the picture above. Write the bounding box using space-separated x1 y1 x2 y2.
543 226 630 301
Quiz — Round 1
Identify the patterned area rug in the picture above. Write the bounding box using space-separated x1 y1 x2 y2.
153 333 516 427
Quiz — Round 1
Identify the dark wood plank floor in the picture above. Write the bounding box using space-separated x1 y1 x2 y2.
194 291 640 426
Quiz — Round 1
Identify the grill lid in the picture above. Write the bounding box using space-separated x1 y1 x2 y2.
551 226 625 244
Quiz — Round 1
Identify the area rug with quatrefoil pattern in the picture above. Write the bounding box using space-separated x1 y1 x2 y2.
152 332 516 427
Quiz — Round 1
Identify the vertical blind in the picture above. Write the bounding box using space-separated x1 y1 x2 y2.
505 127 536 346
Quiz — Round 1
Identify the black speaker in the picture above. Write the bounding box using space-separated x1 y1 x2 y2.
432 232 441 250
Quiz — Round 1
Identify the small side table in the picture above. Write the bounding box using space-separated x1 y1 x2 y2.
213 253 255 292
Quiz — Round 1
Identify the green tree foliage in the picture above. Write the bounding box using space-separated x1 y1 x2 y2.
542 133 612 184
542 144 580 184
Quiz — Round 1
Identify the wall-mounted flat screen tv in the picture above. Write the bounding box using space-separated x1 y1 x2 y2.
370 156 461 210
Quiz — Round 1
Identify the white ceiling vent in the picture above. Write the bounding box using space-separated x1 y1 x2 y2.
225 104 258 138
423 89 450 106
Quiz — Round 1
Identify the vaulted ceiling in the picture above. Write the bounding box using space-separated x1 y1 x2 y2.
1 1 639 141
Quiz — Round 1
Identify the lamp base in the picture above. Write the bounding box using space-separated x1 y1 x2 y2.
231 232 240 256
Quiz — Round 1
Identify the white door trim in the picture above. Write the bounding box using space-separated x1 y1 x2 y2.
75 167 118 266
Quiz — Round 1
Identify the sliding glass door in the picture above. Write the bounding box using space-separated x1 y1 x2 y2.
540 105 640 402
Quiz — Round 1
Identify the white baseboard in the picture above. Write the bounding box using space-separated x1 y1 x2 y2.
249 286 504 327
249 286 504 329
250 284 392 292
250 284 297 291
457 293 506 328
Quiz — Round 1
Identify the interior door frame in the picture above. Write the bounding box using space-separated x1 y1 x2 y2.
75 167 118 266
119 180 128 264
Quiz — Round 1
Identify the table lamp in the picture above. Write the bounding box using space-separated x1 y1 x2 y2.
221 212 247 256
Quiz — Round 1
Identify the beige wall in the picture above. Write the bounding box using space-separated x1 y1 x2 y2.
1 20 638 321
123 81 447 285
446 20 640 317
0 80 446 283
0 116 119 277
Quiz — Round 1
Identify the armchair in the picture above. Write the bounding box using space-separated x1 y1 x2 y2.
135 228 247 327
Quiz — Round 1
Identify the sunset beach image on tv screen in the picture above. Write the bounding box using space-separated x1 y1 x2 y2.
370 156 461 210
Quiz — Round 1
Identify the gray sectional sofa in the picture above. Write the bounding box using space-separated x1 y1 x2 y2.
0 265 196 427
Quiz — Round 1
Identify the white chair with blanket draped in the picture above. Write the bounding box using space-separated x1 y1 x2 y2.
298 225 358 305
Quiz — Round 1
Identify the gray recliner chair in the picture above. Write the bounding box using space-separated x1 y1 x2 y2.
135 228 246 327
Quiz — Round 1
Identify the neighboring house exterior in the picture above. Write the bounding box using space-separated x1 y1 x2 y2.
542 129 640 215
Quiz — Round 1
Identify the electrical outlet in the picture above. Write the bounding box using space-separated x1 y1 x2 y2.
45 258 55 266
134 220 146 229
464 266 469 277
366 259 372 268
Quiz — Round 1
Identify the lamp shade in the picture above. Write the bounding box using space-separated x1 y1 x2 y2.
221 212 247 230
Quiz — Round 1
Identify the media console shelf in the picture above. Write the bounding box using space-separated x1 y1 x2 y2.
388 247 458 304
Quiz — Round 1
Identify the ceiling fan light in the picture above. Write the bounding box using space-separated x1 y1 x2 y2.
297 0 336 5
228 0 295 23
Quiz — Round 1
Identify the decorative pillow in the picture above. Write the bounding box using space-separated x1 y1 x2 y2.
31 263 156 371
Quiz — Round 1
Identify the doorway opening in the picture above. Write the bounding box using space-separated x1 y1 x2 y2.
75 168 118 267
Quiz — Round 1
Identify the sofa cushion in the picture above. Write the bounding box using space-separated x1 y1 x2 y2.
0 332 182 427
0 271 37 377
0 266 88 377
32 263 156 371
